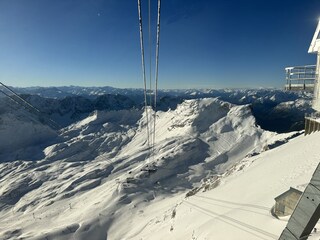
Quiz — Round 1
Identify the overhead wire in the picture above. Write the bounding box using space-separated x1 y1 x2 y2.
148 0 152 110
137 0 161 162
153 0 161 159
0 88 22 107
0 82 60 130
138 0 151 150
148 0 153 158
0 82 42 114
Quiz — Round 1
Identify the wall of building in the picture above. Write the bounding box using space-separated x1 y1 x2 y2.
305 117 320 135
275 191 302 216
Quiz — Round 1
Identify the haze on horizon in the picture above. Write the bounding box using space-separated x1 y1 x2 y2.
0 0 320 89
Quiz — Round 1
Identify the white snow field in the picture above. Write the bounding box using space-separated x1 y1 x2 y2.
0 97 316 240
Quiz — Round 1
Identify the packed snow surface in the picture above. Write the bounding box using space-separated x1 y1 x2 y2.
0 97 317 240
121 132 320 240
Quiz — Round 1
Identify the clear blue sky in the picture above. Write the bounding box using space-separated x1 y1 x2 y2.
0 0 320 89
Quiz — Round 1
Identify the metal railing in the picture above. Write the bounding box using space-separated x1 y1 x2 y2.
305 112 320 119
285 65 316 91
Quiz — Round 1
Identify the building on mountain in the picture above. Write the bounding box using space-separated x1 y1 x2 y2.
284 19 320 96
304 20 320 135
274 187 302 217
309 19 320 112
284 65 315 91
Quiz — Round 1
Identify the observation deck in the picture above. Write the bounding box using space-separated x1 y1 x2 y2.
285 65 316 91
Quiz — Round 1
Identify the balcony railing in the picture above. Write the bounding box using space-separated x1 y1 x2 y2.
285 65 316 91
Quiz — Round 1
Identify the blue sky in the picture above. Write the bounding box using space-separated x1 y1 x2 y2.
0 0 320 89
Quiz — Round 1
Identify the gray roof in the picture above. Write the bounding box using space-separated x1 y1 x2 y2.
275 187 303 201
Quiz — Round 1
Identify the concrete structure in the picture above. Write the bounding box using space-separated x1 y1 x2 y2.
274 188 302 217
305 114 320 135
309 20 320 111
279 163 320 240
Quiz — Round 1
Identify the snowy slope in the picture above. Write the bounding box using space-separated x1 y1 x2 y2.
0 97 305 240
0 99 58 161
117 132 320 240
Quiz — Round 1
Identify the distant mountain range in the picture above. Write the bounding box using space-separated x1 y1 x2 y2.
0 86 314 132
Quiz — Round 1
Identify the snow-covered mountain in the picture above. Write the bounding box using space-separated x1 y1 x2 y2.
0 87 314 132
9 86 310 103
1 86 318 240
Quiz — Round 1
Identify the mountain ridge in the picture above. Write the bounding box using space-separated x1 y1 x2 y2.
0 87 314 132
0 96 300 239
